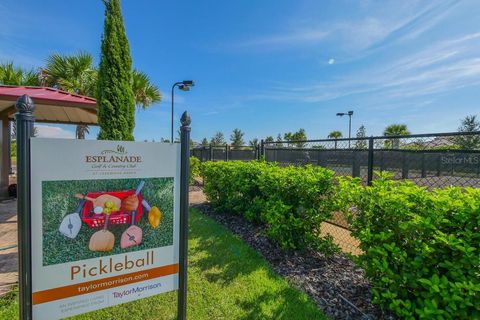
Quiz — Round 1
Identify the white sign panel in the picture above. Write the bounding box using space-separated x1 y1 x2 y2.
30 138 180 319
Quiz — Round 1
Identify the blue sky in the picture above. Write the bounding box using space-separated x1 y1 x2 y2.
1 0 479 142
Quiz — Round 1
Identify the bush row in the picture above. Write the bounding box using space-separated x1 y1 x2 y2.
338 173 480 319
189 156 202 185
202 161 339 252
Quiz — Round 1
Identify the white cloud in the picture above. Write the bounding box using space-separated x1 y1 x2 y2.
231 0 458 58
328 58 335 65
35 125 75 139
250 30 480 103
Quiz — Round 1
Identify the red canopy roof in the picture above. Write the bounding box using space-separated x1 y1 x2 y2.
0 85 96 107
0 85 97 124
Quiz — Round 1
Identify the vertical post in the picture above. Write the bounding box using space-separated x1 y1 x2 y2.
209 144 213 161
367 137 374 185
16 95 35 320
0 117 11 197
401 152 409 179
225 145 229 161
352 151 360 177
178 111 191 320
437 154 442 177
421 153 426 178
260 139 265 159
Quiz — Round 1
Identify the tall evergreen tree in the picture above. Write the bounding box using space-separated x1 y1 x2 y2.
454 115 480 149
276 133 283 147
354 125 367 149
230 128 245 147
210 132 226 146
97 0 135 140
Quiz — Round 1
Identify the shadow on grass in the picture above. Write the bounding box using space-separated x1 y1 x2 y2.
189 212 265 285
189 211 325 320
237 288 324 320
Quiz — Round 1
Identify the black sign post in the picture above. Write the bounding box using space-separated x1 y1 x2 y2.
16 95 191 319
16 94 35 320
178 111 191 320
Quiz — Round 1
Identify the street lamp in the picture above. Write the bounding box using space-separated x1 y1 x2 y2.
336 110 354 148
171 80 194 142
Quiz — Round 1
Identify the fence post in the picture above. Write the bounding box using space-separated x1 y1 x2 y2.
367 137 374 185
225 145 229 161
352 151 360 177
402 152 409 179
437 154 441 177
260 139 265 159
421 153 426 178
16 95 35 320
209 144 213 161
178 111 191 320
256 144 260 160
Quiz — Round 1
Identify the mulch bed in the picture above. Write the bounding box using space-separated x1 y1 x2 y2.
192 203 395 320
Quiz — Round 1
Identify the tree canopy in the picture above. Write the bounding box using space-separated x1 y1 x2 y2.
0 62 39 86
230 128 245 146
97 0 135 140
210 132 226 146
454 115 480 149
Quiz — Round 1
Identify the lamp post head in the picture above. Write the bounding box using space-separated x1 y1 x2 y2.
179 85 190 92
348 111 354 116
336 112 345 117
182 80 194 87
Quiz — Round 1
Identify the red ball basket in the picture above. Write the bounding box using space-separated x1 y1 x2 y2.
81 190 143 228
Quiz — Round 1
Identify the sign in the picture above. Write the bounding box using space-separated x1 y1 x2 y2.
29 139 180 319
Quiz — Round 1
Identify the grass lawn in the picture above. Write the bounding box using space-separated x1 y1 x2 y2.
0 209 326 320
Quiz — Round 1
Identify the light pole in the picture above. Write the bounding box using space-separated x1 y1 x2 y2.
171 80 194 142
336 110 354 148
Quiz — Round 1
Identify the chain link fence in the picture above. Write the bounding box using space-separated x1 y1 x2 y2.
191 145 259 162
192 131 480 253
263 131 480 188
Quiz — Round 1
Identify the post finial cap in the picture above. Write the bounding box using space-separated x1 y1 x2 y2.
180 111 191 126
15 94 35 113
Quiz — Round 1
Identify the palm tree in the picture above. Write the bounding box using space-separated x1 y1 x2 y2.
44 52 97 140
0 62 40 86
45 52 162 139
383 124 410 149
45 52 97 96
76 124 90 139
328 130 342 149
132 69 161 109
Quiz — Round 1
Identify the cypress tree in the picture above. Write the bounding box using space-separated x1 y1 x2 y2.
97 0 135 140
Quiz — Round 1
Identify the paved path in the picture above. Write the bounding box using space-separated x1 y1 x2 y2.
0 199 18 296
0 190 208 296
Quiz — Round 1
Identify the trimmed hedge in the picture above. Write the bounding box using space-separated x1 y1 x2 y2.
189 156 202 185
202 161 338 253
338 174 480 319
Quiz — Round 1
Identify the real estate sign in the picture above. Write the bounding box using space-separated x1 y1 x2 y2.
29 139 180 319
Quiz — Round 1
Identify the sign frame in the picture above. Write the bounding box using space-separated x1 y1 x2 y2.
15 94 191 320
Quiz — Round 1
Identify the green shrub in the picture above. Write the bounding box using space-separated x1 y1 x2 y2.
202 161 338 253
189 157 202 185
339 174 480 319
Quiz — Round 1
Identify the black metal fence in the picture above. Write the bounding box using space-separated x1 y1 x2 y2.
263 131 480 189
192 131 480 189
192 131 480 253
191 145 259 162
